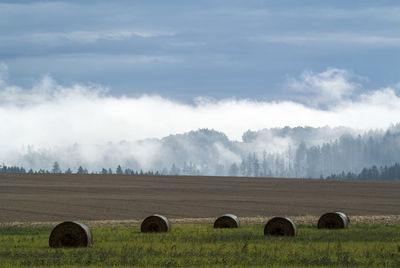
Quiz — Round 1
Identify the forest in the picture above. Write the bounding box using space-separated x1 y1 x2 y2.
2 124 400 181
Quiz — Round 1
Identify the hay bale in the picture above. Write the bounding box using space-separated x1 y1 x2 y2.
141 214 171 233
49 221 93 248
336 211 350 224
264 216 297 236
318 212 349 229
213 214 240 228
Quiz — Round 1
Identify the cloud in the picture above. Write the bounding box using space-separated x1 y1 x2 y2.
287 68 362 107
309 7 400 22
7 54 182 75
251 33 400 47
0 30 175 45
0 68 398 143
268 6 400 22
0 62 7 87
0 67 400 170
27 30 175 44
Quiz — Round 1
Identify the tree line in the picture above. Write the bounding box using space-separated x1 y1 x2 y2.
2 160 400 181
2 125 400 180
0 162 162 176
326 163 400 181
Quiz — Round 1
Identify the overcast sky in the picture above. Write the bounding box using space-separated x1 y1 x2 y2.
1 0 399 102
1 0 400 166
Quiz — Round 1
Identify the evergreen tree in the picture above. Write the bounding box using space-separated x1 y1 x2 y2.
51 161 61 173
239 160 246 176
261 151 268 177
77 166 88 174
124 168 134 175
116 165 123 174
245 154 253 176
252 153 260 177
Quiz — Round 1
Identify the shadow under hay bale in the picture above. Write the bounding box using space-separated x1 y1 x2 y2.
49 221 93 248
141 214 171 233
318 211 349 229
213 214 240 228
264 216 297 236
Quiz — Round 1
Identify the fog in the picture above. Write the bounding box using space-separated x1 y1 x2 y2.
1 66 400 174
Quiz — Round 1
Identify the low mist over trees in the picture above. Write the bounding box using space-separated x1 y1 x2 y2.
2 125 400 181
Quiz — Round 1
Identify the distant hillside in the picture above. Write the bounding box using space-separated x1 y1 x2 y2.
4 124 400 179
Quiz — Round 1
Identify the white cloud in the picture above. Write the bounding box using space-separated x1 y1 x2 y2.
1 68 400 169
287 68 361 106
0 71 398 145
333 88 400 127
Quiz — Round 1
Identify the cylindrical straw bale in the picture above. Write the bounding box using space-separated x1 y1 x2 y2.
141 214 171 233
318 212 349 229
49 221 93 248
335 211 350 224
213 214 240 228
264 216 297 236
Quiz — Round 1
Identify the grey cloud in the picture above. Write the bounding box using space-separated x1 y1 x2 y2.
1 1 399 98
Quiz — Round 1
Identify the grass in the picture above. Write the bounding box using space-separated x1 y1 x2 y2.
0 223 399 267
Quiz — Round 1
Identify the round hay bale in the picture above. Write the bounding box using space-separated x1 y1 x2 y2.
318 212 349 229
49 221 93 248
213 214 240 228
264 216 297 236
141 214 171 233
335 211 350 224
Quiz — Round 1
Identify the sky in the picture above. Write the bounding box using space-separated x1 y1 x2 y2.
1 0 399 101
1 0 400 169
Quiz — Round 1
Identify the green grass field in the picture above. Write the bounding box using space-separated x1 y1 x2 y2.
0 223 399 267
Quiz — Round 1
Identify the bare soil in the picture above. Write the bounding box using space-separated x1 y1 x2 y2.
1 174 399 226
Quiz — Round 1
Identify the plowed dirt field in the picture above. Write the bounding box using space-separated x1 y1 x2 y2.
1 174 399 224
